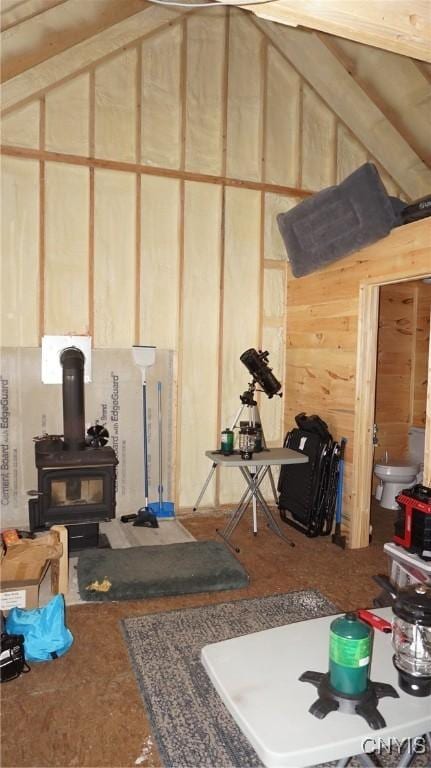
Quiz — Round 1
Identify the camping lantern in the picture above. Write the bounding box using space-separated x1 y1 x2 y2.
392 584 431 696
239 426 257 460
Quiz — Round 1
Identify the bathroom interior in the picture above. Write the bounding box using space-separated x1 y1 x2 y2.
372 277 431 538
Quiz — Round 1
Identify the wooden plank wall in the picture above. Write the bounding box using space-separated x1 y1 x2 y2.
285 220 431 546
414 282 431 428
375 283 415 462
0 6 410 519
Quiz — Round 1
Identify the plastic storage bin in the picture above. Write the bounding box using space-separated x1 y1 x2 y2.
384 542 431 589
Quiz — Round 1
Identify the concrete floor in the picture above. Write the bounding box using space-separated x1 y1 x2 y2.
1 505 396 768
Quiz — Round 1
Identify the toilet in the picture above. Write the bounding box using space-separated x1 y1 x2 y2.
374 427 425 510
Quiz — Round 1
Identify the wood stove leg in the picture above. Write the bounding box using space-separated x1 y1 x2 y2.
51 525 69 595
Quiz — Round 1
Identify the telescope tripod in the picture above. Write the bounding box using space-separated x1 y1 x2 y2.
193 382 279 518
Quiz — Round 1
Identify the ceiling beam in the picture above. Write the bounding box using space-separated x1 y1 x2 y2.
0 4 188 112
252 18 431 199
317 33 431 168
1 0 149 82
235 0 431 63
1 0 67 32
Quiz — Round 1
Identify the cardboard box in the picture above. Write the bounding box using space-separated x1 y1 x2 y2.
0 531 63 610
5 531 62 564
0 560 49 610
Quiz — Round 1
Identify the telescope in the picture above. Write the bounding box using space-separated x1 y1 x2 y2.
240 348 282 399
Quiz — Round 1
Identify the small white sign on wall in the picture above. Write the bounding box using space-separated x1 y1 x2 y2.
41 335 92 384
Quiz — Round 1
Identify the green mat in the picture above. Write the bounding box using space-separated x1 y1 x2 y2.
77 540 249 601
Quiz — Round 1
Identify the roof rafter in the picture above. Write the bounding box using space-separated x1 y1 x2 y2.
316 32 431 169
252 17 431 199
1 0 148 82
0 4 190 113
234 0 431 63
1 0 67 32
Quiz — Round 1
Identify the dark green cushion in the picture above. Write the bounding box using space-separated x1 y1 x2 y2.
77 541 249 601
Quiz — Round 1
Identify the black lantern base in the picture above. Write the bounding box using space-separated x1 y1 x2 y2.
299 671 399 730
393 657 431 697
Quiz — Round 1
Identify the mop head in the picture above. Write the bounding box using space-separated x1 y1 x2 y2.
148 501 175 519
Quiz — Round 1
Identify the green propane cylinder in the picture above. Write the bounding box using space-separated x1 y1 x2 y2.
329 612 372 696
220 428 234 455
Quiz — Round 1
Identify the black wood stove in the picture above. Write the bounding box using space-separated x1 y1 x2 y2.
28 347 118 534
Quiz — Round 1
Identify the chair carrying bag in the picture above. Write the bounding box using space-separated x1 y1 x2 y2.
278 413 338 537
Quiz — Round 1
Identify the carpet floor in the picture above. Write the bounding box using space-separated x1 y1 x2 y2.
122 590 336 768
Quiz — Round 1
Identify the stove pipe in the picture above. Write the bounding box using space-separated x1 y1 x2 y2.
60 347 86 450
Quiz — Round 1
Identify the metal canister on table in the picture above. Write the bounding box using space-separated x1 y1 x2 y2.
220 428 234 455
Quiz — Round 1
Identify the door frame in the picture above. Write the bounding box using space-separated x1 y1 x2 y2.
350 276 431 549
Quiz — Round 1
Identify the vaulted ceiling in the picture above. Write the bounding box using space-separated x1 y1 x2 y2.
1 0 430 199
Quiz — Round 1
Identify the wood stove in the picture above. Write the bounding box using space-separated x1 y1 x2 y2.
28 347 118 531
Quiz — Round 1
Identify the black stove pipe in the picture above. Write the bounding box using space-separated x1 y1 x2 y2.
60 347 86 450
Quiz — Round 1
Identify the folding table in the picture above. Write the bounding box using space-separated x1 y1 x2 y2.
202 607 431 768
205 448 308 551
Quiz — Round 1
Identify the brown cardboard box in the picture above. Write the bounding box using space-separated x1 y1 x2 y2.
0 525 69 611
5 531 62 564
0 531 63 610
0 560 49 610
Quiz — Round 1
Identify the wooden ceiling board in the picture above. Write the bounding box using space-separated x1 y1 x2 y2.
234 0 431 62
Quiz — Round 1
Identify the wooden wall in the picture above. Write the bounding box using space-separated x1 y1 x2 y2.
375 283 413 462
0 5 414 519
285 219 431 547
375 280 430 463
414 282 431 428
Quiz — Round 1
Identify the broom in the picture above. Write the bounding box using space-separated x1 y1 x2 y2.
121 375 158 528
149 381 175 518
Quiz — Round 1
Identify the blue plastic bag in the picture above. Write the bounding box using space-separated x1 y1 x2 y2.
5 594 73 662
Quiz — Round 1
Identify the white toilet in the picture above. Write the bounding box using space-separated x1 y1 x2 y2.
374 427 425 510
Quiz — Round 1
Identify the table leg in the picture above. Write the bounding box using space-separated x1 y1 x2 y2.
216 467 269 551
216 484 254 552
396 733 431 768
335 754 377 768
336 733 431 768
251 467 257 534
239 466 295 547
193 462 218 512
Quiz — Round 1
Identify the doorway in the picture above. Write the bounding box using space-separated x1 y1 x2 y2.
370 280 431 543
351 275 431 549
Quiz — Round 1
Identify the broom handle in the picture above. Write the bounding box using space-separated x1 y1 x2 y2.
336 438 347 524
143 382 149 503
158 381 163 505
